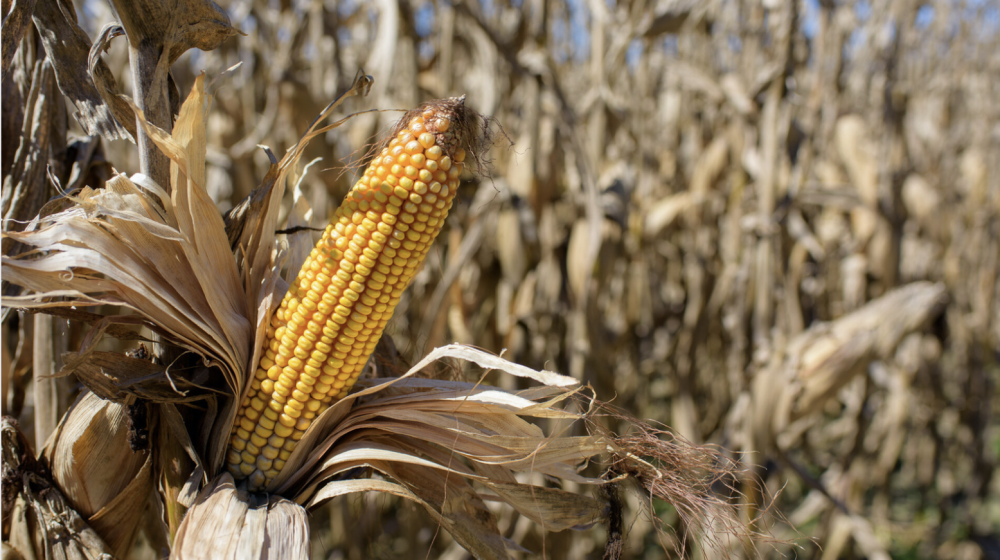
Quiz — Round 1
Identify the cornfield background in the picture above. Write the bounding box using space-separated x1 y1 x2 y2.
2 0 999 558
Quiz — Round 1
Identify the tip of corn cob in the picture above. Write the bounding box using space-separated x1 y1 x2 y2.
226 96 483 491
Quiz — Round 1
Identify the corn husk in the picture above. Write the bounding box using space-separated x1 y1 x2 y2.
2 74 252 393
170 474 308 560
750 281 948 451
167 345 608 559
291 345 608 559
42 391 153 558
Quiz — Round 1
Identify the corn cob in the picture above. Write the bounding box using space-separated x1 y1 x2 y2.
227 97 471 490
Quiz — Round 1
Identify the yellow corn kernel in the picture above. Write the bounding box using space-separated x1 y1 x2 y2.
228 96 473 491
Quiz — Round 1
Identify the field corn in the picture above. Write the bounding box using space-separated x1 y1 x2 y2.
227 97 471 490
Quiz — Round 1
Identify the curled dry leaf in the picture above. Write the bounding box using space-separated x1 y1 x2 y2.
644 191 705 238
3 74 251 392
107 0 242 105
566 218 593 303
835 115 879 243
2 59 59 278
1 543 25 560
88 23 139 142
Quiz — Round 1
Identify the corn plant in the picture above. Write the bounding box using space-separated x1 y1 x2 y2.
0 2 751 558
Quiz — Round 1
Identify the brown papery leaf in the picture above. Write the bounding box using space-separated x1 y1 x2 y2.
271 344 587 493
483 480 606 531
2 74 252 391
241 344 613 558
1 0 36 79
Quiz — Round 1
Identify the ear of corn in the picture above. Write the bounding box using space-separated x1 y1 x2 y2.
227 98 470 490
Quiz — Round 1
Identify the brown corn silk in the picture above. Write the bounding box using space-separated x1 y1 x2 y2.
227 97 473 490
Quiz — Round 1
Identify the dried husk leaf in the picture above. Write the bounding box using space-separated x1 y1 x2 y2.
388 462 510 560
751 281 948 451
159 403 204 539
271 344 582 493
644 191 704 237
283 161 319 286
2 75 251 394
2 58 58 288
170 473 308 560
42 391 153 558
1 542 25 560
52 315 208 403
835 115 879 243
88 23 139 141
108 0 240 67
496 209 527 282
247 345 611 558
71 351 207 403
566 218 592 302
690 135 729 193
483 480 606 531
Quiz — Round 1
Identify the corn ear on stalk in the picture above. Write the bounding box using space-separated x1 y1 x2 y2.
228 97 475 490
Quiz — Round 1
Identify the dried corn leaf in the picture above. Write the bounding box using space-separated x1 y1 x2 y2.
283 166 317 286
43 392 148 515
159 403 199 540
483 480 605 531
388 461 510 560
2 59 58 265
53 315 206 403
566 218 593 302
644 192 704 237
247 345 612 558
88 23 139 141
309 477 513 559
3 75 251 394
9 491 114 560
835 115 879 242
1 543 25 560
272 344 583 493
